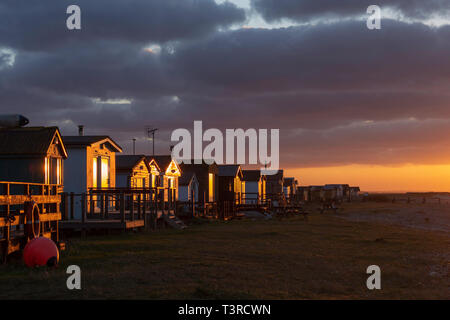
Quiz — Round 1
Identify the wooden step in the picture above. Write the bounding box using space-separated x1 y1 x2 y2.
163 214 187 230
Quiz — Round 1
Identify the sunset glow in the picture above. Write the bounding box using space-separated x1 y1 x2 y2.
288 164 450 192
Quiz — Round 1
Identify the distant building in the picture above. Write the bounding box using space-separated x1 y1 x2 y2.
266 170 284 199
241 170 266 204
0 126 67 185
309 186 324 202
349 186 361 201
116 155 151 189
283 177 298 199
297 186 310 202
218 165 243 204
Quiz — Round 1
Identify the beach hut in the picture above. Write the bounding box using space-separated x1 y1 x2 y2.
63 135 122 193
241 170 266 204
116 155 151 189
179 160 219 204
0 126 67 184
266 170 284 200
349 187 361 201
283 177 298 200
297 186 310 202
148 155 181 201
62 133 122 219
218 165 243 204
309 186 324 202
178 171 199 202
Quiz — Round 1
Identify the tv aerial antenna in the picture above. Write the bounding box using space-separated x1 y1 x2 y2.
145 126 158 156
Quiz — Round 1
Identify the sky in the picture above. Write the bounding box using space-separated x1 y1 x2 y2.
1 0 450 192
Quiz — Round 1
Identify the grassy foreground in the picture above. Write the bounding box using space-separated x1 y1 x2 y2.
0 206 449 299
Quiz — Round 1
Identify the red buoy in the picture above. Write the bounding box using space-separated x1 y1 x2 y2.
23 237 59 267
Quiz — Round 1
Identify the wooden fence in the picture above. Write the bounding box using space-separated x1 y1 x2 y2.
59 187 177 235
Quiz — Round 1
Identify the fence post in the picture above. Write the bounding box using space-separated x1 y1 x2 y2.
70 192 74 220
61 192 69 221
138 193 142 220
129 192 134 221
100 194 105 219
105 193 109 219
120 192 125 223
89 192 94 216
81 193 86 238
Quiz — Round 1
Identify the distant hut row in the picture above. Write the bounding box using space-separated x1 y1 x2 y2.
297 184 361 203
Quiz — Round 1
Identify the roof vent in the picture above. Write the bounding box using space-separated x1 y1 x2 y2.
78 125 84 136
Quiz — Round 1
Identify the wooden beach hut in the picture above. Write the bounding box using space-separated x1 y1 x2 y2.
178 171 199 203
283 177 298 200
147 155 181 201
241 170 266 204
116 155 151 189
62 134 122 219
218 165 243 204
265 170 284 200
179 160 219 204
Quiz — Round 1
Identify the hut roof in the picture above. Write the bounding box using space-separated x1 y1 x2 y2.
179 172 197 186
0 126 67 158
283 177 297 186
218 165 243 178
147 155 173 170
242 170 263 181
266 170 283 181
63 135 122 152
116 155 149 171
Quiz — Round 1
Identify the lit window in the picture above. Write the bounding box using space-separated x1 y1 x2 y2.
101 157 109 188
93 157 98 188
44 157 49 184
209 173 214 202
57 158 61 184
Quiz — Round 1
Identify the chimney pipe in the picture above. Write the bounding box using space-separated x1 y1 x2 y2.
78 125 84 136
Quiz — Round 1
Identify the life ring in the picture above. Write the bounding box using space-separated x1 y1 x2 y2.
24 201 40 240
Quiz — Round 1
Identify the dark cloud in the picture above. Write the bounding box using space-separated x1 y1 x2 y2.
251 0 450 22
0 2 449 168
0 0 246 51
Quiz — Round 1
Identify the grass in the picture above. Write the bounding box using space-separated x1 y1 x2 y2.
0 204 449 300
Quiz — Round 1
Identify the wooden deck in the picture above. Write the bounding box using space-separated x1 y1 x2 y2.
59 188 178 236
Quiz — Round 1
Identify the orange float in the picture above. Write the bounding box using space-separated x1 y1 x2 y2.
23 237 59 267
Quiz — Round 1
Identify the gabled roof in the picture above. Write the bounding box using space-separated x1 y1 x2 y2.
242 170 264 182
147 155 181 175
266 170 283 181
218 165 243 178
147 155 173 171
283 177 297 186
63 135 122 152
179 172 197 186
116 155 150 172
0 126 68 158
